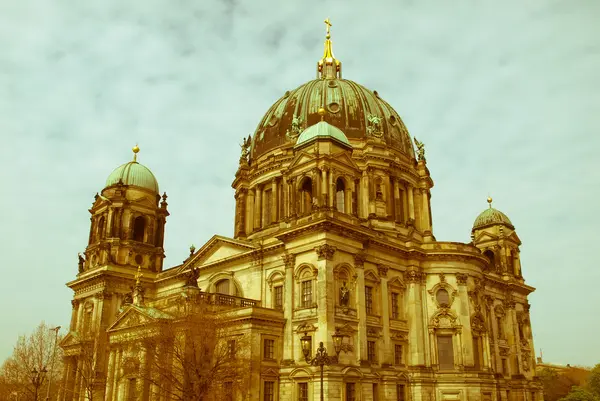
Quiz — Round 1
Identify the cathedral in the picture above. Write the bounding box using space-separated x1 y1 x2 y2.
59 20 543 401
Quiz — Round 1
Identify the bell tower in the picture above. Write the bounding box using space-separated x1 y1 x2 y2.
471 197 523 279
81 145 169 274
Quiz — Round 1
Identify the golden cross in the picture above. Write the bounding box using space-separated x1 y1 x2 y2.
135 265 144 285
324 18 332 38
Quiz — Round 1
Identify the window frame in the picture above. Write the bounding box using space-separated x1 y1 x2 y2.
367 340 377 363
298 382 309 401
263 338 275 360
365 286 374 315
436 334 455 371
394 344 404 366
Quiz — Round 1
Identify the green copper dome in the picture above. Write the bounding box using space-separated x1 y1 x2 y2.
295 121 351 148
105 161 159 193
473 207 513 230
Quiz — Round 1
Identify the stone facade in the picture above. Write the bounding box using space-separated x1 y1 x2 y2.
59 24 544 401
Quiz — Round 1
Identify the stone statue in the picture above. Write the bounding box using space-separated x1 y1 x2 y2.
185 266 200 288
340 281 350 306
286 115 304 140
123 288 133 305
240 135 251 161
414 137 425 161
78 253 85 273
367 114 383 138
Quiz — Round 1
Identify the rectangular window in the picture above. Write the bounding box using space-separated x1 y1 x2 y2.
301 280 312 308
373 383 379 401
127 378 137 401
394 344 403 365
397 384 405 401
496 316 504 339
264 381 274 401
437 335 454 370
502 358 509 376
263 338 275 360
224 382 233 401
367 340 376 363
391 292 399 319
473 336 481 369
346 383 356 401
531 392 536 401
274 286 283 310
365 286 373 314
298 382 309 401
228 339 236 359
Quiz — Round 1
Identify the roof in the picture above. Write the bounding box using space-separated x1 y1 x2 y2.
473 207 514 230
105 161 159 193
295 121 351 148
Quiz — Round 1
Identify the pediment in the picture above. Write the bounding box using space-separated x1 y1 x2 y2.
129 196 158 210
327 151 360 172
180 235 257 272
59 331 80 348
506 231 522 245
107 306 169 332
287 151 317 170
473 231 499 243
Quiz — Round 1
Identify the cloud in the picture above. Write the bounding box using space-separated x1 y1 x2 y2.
0 0 598 366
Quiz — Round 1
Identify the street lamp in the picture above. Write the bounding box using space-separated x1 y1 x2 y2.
46 326 61 401
300 331 346 401
31 367 47 401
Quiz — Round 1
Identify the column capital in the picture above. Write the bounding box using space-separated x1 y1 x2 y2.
406 269 422 283
315 244 336 261
456 273 468 286
281 253 296 269
377 264 389 278
354 252 367 268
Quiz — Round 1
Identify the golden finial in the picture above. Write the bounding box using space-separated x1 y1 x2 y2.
135 265 144 286
487 196 493 208
132 144 140 162
324 18 332 39
318 107 327 121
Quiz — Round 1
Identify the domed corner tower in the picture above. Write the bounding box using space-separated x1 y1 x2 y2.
471 197 523 279
231 21 435 242
83 145 169 275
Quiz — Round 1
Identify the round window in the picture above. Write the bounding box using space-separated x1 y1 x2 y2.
436 289 450 306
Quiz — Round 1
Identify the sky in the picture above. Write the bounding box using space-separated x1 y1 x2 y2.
0 0 599 367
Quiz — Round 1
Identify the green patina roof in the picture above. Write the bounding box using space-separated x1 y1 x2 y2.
473 207 514 230
105 161 159 193
294 121 351 148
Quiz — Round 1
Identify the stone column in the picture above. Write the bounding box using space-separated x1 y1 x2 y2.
456 274 474 367
407 186 415 222
507 301 521 375
247 189 255 233
354 254 367 362
76 302 84 332
321 168 328 207
406 269 425 366
421 274 432 367
282 254 296 361
254 186 262 229
290 178 297 216
329 169 335 209
487 300 500 372
315 245 335 347
271 180 278 223
106 208 115 238
385 175 393 217
368 169 376 216
111 349 121 401
345 187 352 214
105 350 116 401
360 172 368 218
393 178 401 223
401 185 408 224
421 189 432 233
282 178 289 219
378 266 391 364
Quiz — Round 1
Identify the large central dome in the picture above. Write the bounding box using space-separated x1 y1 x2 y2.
250 24 414 162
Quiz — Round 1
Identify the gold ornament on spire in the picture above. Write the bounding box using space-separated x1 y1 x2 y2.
487 196 493 208
132 144 140 162
317 18 341 79
318 107 327 121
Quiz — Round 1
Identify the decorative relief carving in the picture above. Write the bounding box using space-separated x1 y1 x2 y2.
503 294 516 309
471 309 487 333
296 323 317 334
366 114 384 138
71 299 79 309
430 307 460 329
499 347 509 357
377 265 389 277
366 327 381 337
522 351 531 371
439 273 446 283
456 273 468 285
354 253 367 268
406 270 422 283
315 244 336 261
494 305 506 317
281 253 296 269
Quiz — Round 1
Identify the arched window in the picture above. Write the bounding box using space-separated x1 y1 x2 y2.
98 216 106 240
300 178 313 214
133 216 146 242
484 250 496 271
335 178 345 213
216 279 230 295
436 289 450 306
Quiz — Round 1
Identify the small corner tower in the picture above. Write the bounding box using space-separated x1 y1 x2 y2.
471 197 523 279
82 145 169 275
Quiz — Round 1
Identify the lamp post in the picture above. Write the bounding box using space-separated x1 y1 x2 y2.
46 326 61 401
31 367 47 401
300 331 346 401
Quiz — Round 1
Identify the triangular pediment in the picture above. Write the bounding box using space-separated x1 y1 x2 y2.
107 306 170 332
179 235 257 272
59 331 80 348
287 151 317 170
473 231 499 243
328 151 360 172
506 231 522 245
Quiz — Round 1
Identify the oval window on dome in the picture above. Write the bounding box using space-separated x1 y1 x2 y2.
436 289 450 306
389 115 397 126
327 80 337 88
327 102 340 114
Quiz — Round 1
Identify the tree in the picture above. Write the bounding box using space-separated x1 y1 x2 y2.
556 363 600 401
60 332 102 401
588 364 600 397
137 300 252 401
558 387 598 401
0 322 63 401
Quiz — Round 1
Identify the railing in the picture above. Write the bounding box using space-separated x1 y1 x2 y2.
195 292 261 308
